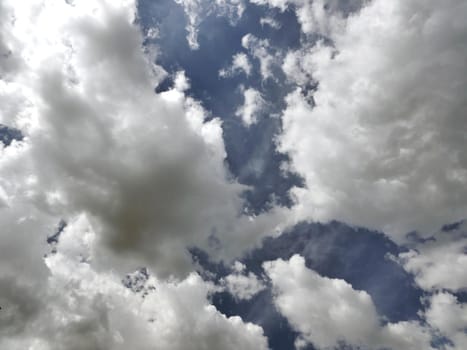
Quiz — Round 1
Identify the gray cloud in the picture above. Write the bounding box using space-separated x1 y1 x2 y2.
0 0 283 280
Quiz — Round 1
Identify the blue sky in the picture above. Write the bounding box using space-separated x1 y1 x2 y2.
0 0 466 349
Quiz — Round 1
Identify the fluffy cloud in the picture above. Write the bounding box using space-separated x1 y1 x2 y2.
259 16 281 29
264 255 434 350
276 0 467 239
242 34 278 80
398 222 467 292
236 86 264 126
221 261 266 300
219 52 252 77
0 0 283 347
0 217 269 349
0 0 286 280
425 293 467 350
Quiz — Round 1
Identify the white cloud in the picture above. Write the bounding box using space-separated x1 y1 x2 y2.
264 255 435 350
174 0 245 49
0 216 270 350
250 0 361 35
277 0 467 239
219 52 252 77
236 86 264 126
173 70 191 92
425 293 467 350
260 16 281 29
398 223 467 292
242 34 277 80
221 261 266 300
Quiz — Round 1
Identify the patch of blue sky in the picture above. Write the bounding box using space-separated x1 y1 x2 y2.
138 0 303 213
0 124 23 146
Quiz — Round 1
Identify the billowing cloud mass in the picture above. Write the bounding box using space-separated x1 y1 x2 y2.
0 0 275 347
1 0 466 348
275 0 467 239
264 255 434 350
0 216 269 349
0 0 286 279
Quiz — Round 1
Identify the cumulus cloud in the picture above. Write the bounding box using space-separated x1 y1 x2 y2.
0 0 288 280
264 255 435 350
251 0 368 38
425 293 467 350
236 86 264 126
0 217 269 349
260 16 281 29
0 0 289 347
242 34 278 80
398 222 467 292
221 261 266 300
250 0 352 36
3 0 465 348
276 0 467 239
219 52 252 77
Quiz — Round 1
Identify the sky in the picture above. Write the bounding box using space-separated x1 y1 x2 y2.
0 0 466 349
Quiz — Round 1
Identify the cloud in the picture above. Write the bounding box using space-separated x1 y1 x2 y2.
174 0 245 49
250 0 347 36
264 255 434 349
425 292 467 350
0 0 288 281
0 0 288 347
236 86 264 126
242 34 277 80
249 0 365 36
221 261 266 300
0 216 270 349
219 52 252 77
3 0 464 348
276 0 467 239
260 16 281 29
398 222 467 292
